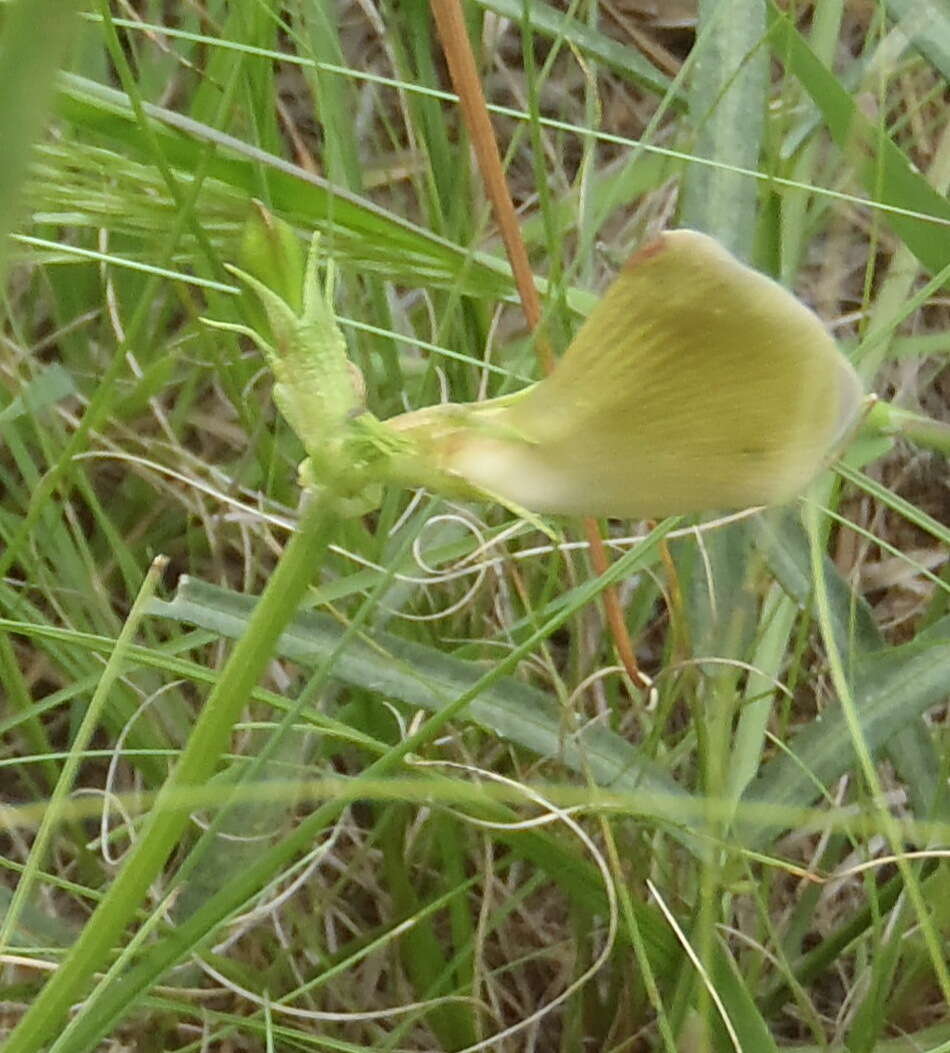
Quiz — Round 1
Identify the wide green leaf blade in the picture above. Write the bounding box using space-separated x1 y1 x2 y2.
149 576 698 831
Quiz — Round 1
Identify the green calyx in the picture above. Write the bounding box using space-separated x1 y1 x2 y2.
216 207 471 513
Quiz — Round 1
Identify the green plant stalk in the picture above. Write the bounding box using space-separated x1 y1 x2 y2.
876 406 950 455
0 631 57 790
806 501 950 1008
0 557 167 955
156 490 430 911
3 495 339 1053
35 517 677 1053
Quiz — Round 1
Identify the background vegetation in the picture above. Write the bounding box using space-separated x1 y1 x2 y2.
0 0 948 1050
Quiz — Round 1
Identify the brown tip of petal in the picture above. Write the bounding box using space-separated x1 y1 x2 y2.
623 233 668 272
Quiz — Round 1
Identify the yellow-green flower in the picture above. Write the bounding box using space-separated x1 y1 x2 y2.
386 230 864 517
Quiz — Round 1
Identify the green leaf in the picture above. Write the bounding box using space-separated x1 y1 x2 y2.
680 0 768 261
709 946 780 1053
55 72 516 299
766 1 950 278
753 510 883 659
149 576 700 835
0 364 75 424
741 616 950 846
884 0 950 83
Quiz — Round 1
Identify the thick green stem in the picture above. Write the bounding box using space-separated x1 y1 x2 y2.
3 496 339 1053
866 400 950 456
43 518 676 1053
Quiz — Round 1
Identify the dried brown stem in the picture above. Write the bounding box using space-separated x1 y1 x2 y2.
430 0 648 692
